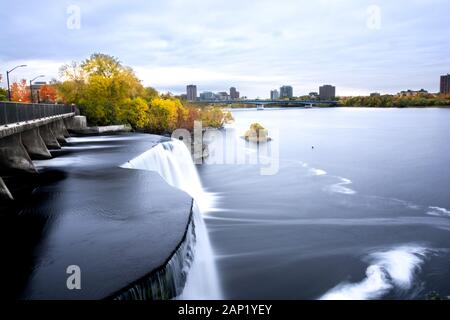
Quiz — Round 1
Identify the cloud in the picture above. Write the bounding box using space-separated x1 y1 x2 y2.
1 0 449 97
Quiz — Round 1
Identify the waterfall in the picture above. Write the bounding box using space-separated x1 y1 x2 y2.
121 139 222 299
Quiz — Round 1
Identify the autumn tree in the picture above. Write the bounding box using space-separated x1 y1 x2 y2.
56 53 146 125
55 53 234 131
39 85 58 103
10 79 30 102
146 98 184 133
119 97 149 129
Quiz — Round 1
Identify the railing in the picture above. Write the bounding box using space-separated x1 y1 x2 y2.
0 102 75 126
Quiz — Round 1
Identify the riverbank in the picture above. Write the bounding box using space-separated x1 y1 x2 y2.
0 133 195 299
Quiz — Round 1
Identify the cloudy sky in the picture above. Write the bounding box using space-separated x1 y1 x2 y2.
1 0 449 98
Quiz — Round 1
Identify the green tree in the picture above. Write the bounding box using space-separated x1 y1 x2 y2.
0 88 8 101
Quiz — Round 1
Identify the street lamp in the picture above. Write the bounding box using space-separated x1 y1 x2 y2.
6 64 27 101
30 75 45 103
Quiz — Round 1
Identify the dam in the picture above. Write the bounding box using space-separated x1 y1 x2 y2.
0 102 218 299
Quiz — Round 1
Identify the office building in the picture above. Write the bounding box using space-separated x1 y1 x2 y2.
186 85 197 101
217 92 229 101
319 85 336 100
230 87 240 100
280 86 293 99
270 90 279 100
441 74 450 94
200 91 215 101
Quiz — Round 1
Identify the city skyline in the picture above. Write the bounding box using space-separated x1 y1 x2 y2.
1 0 450 98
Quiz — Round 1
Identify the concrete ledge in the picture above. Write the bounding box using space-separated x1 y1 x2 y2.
0 134 37 175
39 125 61 150
0 113 75 139
72 124 132 135
64 116 87 132
0 177 13 201
21 128 52 160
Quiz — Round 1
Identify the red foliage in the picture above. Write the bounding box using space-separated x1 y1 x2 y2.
39 85 58 103
11 79 30 102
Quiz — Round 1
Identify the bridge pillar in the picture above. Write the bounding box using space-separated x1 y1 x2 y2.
60 120 71 138
0 133 37 175
0 177 13 201
21 128 52 160
39 124 61 150
51 121 67 145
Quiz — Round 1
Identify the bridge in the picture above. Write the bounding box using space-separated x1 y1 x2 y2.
0 102 87 200
195 99 338 107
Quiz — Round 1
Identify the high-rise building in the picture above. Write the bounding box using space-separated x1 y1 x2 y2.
230 87 240 100
270 90 279 100
441 74 450 94
319 85 336 100
280 86 293 99
200 91 215 101
186 85 197 101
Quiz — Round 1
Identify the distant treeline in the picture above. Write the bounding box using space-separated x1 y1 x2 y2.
339 94 450 108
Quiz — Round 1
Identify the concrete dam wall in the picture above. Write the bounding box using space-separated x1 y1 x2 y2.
0 102 86 200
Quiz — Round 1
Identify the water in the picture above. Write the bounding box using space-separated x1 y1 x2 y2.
122 139 222 299
197 107 450 300
115 218 196 300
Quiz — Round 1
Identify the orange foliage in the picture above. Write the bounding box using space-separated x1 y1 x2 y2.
39 85 58 103
11 79 30 102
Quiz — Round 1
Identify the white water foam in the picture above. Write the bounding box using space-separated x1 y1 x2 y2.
427 206 450 217
320 245 428 300
327 177 357 195
310 168 327 176
299 162 356 195
121 138 222 299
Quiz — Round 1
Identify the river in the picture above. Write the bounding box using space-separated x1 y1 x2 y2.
2 107 449 300
198 107 450 300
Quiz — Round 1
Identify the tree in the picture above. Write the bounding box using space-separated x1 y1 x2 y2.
39 85 58 103
143 87 159 102
11 79 30 102
57 53 146 125
81 53 122 78
201 107 233 128
147 98 182 133
54 53 235 131
119 97 149 129
0 88 7 101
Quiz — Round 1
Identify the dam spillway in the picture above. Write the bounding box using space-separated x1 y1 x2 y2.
0 133 202 299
